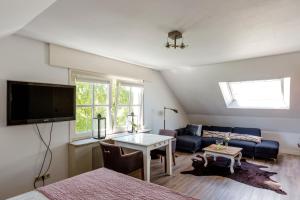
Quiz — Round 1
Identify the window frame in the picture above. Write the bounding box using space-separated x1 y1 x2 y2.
114 81 144 132
70 71 112 141
219 77 290 110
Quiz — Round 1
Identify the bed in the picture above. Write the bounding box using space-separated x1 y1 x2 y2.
8 168 197 200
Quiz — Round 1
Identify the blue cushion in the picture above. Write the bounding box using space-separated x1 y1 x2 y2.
228 139 256 157
184 124 199 136
201 137 218 148
232 127 261 137
255 140 279 159
176 135 202 152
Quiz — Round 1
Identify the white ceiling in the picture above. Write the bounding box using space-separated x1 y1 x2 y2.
17 0 300 70
0 0 56 38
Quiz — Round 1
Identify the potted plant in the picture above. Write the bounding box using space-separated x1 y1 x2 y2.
224 135 230 146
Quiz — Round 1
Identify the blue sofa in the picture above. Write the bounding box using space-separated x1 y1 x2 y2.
176 125 279 160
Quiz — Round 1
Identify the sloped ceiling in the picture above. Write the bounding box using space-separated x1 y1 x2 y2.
18 0 300 70
0 0 56 38
162 52 300 118
4 0 300 118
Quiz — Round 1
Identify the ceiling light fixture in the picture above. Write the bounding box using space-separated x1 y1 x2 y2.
165 30 188 49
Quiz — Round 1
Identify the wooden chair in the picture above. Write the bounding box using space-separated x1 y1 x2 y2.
100 140 144 180
151 129 177 172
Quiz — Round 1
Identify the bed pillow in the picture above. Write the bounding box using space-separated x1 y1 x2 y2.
230 133 262 143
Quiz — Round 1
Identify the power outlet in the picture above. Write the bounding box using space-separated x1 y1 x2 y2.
35 174 50 182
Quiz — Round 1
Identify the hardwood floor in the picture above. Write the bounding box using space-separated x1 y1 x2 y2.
143 152 300 200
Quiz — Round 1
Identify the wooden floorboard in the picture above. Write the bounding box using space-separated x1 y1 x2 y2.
136 152 300 200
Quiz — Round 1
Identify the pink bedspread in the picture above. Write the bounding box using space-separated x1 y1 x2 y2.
37 168 197 200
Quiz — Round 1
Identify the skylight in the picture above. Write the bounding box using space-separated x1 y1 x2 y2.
219 77 290 109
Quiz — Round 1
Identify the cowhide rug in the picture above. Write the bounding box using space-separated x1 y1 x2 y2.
181 155 286 195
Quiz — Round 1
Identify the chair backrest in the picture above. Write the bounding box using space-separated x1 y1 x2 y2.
159 129 177 153
100 141 123 169
159 129 177 137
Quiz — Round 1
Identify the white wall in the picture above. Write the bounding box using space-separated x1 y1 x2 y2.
49 44 189 134
162 52 300 156
162 53 300 117
0 35 69 199
0 35 188 199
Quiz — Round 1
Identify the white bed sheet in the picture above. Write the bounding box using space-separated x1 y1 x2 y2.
7 191 48 200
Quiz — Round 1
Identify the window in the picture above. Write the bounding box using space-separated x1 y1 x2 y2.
75 80 111 136
219 77 290 109
70 70 144 140
115 82 143 131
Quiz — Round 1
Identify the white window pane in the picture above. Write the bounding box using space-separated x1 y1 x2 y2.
94 83 109 105
132 106 141 127
219 82 232 105
283 77 291 105
75 79 111 135
76 107 92 133
219 78 290 109
116 106 129 127
76 81 92 105
131 87 143 105
118 86 130 105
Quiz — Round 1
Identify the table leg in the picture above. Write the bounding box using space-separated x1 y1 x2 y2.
142 148 151 182
230 157 235 174
237 152 242 166
203 152 208 167
165 139 172 176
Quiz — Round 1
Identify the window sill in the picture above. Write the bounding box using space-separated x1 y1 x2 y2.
69 138 100 147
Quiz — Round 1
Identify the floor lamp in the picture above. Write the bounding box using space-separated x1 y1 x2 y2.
163 106 178 130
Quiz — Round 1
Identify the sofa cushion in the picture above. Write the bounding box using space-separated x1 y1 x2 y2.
255 140 279 159
184 124 200 136
201 125 211 134
232 127 261 137
176 135 202 152
210 126 233 133
202 130 230 139
201 137 218 148
229 133 262 143
228 139 256 157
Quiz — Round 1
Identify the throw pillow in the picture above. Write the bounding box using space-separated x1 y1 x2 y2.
230 133 262 143
194 124 202 136
202 130 230 139
185 124 199 136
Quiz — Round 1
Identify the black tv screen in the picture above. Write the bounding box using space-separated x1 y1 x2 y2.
7 81 75 126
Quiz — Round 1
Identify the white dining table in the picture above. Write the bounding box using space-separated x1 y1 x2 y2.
112 133 173 182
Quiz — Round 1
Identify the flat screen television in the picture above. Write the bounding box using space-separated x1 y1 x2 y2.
7 80 76 126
